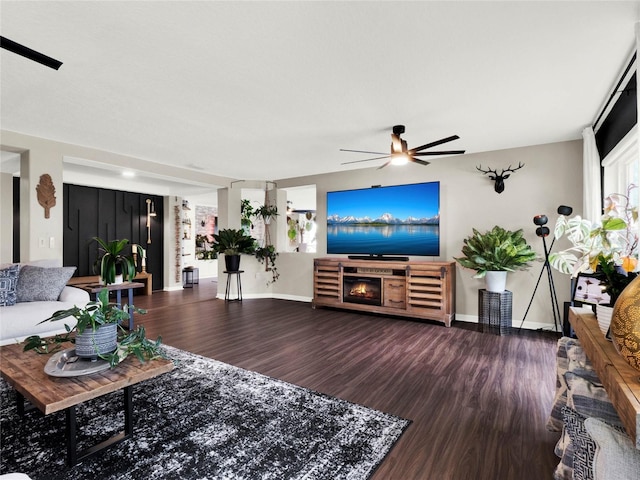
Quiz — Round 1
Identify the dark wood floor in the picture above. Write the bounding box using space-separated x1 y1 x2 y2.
131 280 561 480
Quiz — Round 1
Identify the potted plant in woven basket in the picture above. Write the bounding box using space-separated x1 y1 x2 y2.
455 225 537 292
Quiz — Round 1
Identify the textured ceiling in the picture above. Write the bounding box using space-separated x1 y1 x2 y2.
1 1 638 186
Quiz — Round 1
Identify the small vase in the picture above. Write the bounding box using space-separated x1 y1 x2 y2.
485 271 507 293
595 304 614 336
75 323 118 361
610 275 640 371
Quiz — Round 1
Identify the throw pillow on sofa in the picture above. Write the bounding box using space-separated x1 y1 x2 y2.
553 371 623 480
547 337 596 432
584 417 639 480
15 266 76 303
0 264 20 306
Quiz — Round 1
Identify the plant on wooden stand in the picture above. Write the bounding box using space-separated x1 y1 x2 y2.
23 288 164 368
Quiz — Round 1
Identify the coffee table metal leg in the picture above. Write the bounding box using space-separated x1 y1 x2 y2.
16 391 25 417
65 385 134 466
66 406 78 466
15 391 36 417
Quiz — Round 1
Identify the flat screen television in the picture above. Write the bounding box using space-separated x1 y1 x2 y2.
326 181 440 258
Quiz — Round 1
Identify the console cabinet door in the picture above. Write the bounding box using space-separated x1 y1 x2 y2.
313 260 341 306
383 278 406 309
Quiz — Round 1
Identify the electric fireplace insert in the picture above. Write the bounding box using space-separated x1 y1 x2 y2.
343 276 382 306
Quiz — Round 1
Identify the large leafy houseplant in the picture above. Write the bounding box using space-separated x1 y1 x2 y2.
454 225 537 278
549 186 639 305
212 228 256 271
23 288 164 367
93 237 141 285
211 228 256 256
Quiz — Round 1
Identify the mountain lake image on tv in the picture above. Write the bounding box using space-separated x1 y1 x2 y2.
327 181 440 257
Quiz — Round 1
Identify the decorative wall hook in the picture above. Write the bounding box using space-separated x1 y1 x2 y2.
476 162 525 194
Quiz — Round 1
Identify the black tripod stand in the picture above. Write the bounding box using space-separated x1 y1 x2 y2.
519 207 572 333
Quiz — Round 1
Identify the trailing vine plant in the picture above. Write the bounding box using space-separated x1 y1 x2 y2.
255 245 279 285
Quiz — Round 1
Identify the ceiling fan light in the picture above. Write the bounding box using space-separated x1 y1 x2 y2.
391 153 409 166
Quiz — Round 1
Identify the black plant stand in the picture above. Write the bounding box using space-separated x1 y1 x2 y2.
479 289 512 335
224 270 244 302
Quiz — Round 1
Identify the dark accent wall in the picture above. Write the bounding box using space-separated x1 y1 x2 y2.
62 184 164 291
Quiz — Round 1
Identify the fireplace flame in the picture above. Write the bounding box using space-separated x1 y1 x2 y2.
350 282 371 297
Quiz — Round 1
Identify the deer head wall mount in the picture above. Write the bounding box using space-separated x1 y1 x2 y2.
476 162 525 194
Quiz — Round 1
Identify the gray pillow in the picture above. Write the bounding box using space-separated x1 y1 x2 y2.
16 265 76 302
584 417 638 480
0 264 20 306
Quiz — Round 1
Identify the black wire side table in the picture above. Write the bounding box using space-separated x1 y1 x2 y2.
478 289 512 335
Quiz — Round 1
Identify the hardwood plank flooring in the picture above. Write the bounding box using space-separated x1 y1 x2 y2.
131 280 561 479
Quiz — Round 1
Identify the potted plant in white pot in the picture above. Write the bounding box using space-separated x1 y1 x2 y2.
254 204 279 225
455 225 537 292
93 237 141 285
211 228 256 272
24 288 164 367
549 186 639 333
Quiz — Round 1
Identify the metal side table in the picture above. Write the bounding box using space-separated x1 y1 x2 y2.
224 270 244 302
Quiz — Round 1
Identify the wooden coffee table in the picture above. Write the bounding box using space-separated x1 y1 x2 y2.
0 341 174 466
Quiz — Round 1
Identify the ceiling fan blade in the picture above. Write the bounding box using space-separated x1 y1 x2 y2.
409 157 431 166
377 160 392 170
410 135 460 153
0 36 63 70
391 133 403 153
341 155 391 165
340 149 388 155
412 150 466 156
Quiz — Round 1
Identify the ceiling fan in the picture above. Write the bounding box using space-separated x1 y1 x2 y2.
340 125 465 169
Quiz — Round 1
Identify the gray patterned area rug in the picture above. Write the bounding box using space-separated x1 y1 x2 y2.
0 346 410 480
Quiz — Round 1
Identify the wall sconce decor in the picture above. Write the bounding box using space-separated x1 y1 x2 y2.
146 199 157 244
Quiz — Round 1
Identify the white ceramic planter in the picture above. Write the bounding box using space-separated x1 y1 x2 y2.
485 271 507 293
595 304 614 336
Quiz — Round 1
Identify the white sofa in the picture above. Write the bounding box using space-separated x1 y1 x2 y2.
0 285 89 346
0 260 90 346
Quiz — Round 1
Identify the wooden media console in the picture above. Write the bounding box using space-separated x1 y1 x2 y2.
313 258 456 327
